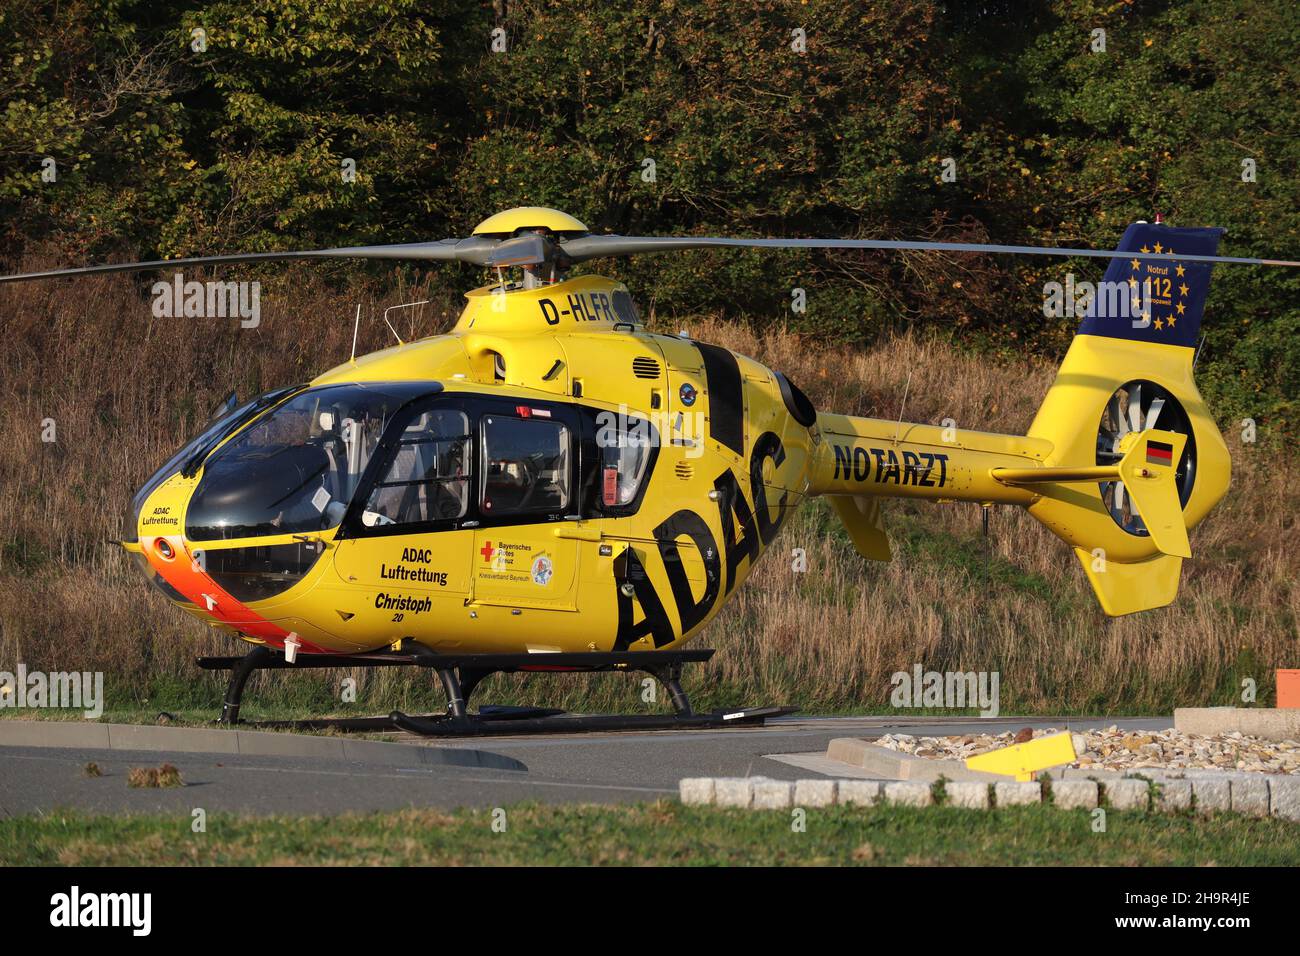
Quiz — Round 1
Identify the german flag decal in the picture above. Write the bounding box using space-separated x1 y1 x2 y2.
1146 439 1174 466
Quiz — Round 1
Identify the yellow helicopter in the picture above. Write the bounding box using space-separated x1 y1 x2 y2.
4 207 1294 734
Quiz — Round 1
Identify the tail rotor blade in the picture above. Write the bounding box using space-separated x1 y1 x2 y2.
1145 396 1165 431
1128 383 1144 433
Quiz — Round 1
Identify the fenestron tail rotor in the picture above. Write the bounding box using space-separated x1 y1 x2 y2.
1096 380 1196 537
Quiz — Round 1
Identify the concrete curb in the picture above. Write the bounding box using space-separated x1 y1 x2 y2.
678 773 1300 822
1175 707 1300 743
0 720 526 772
825 737 1014 782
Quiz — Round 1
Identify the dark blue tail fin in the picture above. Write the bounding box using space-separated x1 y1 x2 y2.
1078 222 1223 349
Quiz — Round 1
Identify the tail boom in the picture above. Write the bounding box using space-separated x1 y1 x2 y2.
810 414 1052 506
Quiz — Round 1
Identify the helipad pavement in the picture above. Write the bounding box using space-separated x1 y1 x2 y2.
0 715 1170 815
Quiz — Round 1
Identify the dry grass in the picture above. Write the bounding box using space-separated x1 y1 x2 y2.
0 264 1296 716
126 763 183 788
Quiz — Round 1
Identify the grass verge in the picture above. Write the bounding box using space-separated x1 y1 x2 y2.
3 802 1298 866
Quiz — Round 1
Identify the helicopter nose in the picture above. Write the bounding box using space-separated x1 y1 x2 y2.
137 534 323 653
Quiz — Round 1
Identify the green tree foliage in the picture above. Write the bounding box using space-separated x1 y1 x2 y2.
0 0 192 254
166 0 472 253
0 0 1296 427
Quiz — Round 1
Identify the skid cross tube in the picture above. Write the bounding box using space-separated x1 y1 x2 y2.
197 644 725 730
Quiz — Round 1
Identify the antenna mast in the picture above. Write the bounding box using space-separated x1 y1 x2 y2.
349 304 361 364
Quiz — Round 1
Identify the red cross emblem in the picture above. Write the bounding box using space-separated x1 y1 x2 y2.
479 541 495 562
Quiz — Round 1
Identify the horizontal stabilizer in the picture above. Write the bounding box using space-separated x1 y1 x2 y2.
993 428 1191 559
828 496 891 561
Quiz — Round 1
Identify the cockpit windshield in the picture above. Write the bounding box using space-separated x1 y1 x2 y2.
185 382 436 541
124 384 302 542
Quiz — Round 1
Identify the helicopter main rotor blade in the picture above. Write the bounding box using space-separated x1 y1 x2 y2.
0 237 499 285
6 228 1298 286
557 234 1300 268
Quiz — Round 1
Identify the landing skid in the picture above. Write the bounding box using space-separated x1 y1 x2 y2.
196 643 796 737
243 706 792 737
389 706 792 737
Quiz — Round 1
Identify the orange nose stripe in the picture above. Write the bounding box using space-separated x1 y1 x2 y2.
142 535 327 654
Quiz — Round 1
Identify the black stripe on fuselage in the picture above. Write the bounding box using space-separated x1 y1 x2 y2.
695 342 744 456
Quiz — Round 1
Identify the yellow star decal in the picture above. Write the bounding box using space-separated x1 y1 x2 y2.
1141 245 1151 254
1167 313 1177 327
1131 296 1141 309
1176 302 1186 315
1154 317 1164 330
1130 258 1141 270
1179 282 1189 296
1128 276 1138 288
1153 242 1163 254
1176 264 1185 277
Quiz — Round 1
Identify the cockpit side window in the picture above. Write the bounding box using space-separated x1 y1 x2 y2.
361 409 471 527
480 415 570 516
595 412 655 508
